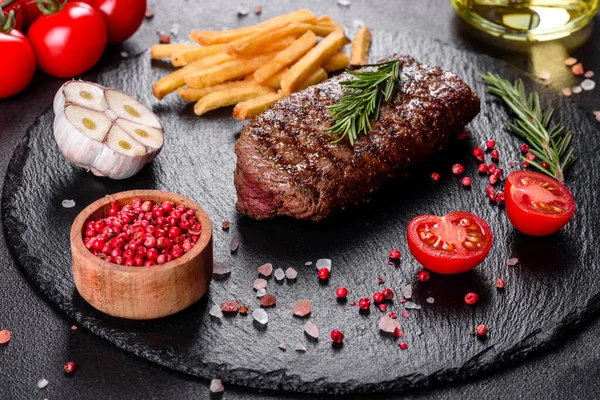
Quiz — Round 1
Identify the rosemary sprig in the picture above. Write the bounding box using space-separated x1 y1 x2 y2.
479 72 576 183
327 60 403 145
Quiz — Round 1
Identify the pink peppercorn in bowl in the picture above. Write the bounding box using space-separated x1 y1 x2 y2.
70 190 213 320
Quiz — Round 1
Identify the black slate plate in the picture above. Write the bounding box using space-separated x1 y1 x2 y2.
3 33 600 394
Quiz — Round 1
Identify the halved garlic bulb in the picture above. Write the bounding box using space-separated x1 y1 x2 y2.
53 81 164 180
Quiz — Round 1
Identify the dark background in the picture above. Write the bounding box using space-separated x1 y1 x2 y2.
1 1 599 398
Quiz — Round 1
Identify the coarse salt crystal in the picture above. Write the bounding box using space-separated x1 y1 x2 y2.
210 379 224 393
295 343 307 352
230 237 239 253
256 288 266 298
71 325 78 331
507 257 519 266
337 0 351 6
37 379 49 389
0 330 10 344
258 263 273 277
581 79 595 91
378 315 400 333
572 63 584 75
404 301 421 310
426 297 435 304
572 86 582 94
285 267 298 280
253 278 267 290
252 308 268 325
401 284 412 299
213 262 231 278
562 88 572 96
279 343 287 351
237 1 250 16
304 261 312 266
120 51 129 58
594 111 600 121
585 71 595 78
274 268 285 282
209 304 223 319
304 321 319 339
62 199 75 208
316 259 331 271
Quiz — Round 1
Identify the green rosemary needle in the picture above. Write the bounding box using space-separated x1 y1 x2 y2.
327 60 403 146
479 72 576 183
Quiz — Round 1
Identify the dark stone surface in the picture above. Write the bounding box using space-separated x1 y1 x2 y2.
3 26 600 396
1 1 599 398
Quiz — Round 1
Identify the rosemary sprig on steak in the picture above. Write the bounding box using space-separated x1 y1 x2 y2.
327 60 402 145
480 72 576 183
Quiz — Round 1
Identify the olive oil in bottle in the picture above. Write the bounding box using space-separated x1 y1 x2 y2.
451 0 600 41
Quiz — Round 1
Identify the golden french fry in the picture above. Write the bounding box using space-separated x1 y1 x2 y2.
322 51 350 72
184 52 276 89
280 30 348 93
170 44 226 67
316 15 333 23
178 80 266 102
227 23 309 57
194 85 274 116
152 52 234 100
150 44 197 59
190 9 317 45
254 31 317 83
350 26 371 66
302 23 337 37
233 90 287 120
297 67 328 91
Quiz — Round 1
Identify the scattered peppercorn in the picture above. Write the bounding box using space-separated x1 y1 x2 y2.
379 304 387 312
490 149 499 160
496 192 505 205
465 292 479 305
64 361 76 374
462 176 471 187
331 329 344 344
159 34 170 44
431 172 440 181
373 291 384 304
417 270 430 282
489 174 498 185
389 312 398 319
473 147 484 160
222 220 230 230
382 288 394 300
525 152 537 161
520 143 530 153
389 249 401 259
478 164 488 174
541 161 549 169
452 163 464 175
495 279 505 289
358 297 371 310
476 324 488 336
317 268 330 280
335 287 348 299
399 342 408 350
485 139 495 150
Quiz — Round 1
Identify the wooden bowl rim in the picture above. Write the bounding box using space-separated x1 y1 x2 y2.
70 189 212 275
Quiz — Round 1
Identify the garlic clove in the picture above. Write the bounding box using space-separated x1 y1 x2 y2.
60 81 107 112
117 119 163 150
64 105 111 142
106 125 147 157
105 89 162 129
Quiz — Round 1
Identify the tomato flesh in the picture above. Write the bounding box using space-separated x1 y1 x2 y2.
407 211 493 274
505 171 575 236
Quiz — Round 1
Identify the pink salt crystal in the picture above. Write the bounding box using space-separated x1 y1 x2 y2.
279 343 287 351
581 79 595 91
565 57 577 66
210 379 224 393
253 278 267 290
292 300 312 317
378 315 401 333
257 263 273 277
0 330 11 344
538 69 551 81
304 321 319 339
585 71 595 78
285 267 298 280
401 310 409 318
221 301 240 313
507 257 519 266
260 295 277 307
399 298 407 304
71 325 78 331
562 87 572 96
573 86 583 94
594 111 600 121
572 63 584 75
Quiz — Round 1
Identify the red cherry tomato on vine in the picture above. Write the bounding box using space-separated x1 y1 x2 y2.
18 0 42 28
82 0 146 44
407 211 493 274
0 11 35 98
2 0 24 31
505 171 575 236
27 1 106 78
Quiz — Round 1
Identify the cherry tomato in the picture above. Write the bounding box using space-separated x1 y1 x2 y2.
18 0 42 28
505 171 575 236
2 0 24 31
83 0 146 44
407 211 493 274
0 23 35 98
27 2 106 78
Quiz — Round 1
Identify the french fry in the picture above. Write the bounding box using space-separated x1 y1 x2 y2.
194 85 274 116
322 51 350 72
350 26 371 66
316 15 333 23
247 68 288 89
190 9 317 45
184 53 276 89
233 90 287 120
170 44 226 67
178 80 266 102
227 23 310 57
152 52 234 100
297 68 328 91
302 23 337 37
280 30 348 94
253 31 317 83
150 44 197 59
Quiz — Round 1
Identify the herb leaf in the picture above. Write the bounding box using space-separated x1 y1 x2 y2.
327 60 402 146
479 72 576 183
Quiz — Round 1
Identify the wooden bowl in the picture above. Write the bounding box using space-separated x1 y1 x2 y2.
70 190 213 320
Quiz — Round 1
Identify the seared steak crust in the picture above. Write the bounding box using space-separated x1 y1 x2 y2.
234 55 480 221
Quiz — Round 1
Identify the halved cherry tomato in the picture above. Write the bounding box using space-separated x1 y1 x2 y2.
505 171 575 236
407 211 493 274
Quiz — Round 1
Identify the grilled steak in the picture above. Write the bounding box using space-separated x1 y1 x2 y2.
234 55 480 221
